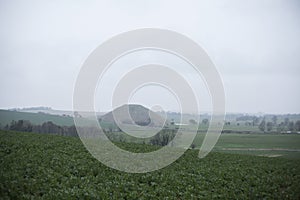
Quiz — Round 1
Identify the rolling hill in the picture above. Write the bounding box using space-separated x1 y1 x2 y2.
0 109 75 127
100 104 167 127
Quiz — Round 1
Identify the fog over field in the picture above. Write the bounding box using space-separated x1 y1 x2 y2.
0 0 299 114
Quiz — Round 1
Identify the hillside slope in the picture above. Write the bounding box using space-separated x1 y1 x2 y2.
0 109 74 126
100 104 167 127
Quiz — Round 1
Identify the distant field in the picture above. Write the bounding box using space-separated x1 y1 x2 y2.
197 124 260 132
194 133 300 159
106 131 300 159
0 130 299 199
1 109 299 159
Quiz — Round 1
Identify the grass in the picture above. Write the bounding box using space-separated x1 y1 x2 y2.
194 133 300 158
194 133 300 149
1 130 300 199
107 131 300 158
197 124 260 132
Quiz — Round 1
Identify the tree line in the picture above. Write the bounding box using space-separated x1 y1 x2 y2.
2 120 79 137
1 120 178 147
258 117 300 132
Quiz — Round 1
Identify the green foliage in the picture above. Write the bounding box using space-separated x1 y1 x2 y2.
296 120 300 131
259 119 266 132
6 120 79 137
202 118 209 125
149 129 176 146
1 130 300 199
189 119 197 125
266 122 274 132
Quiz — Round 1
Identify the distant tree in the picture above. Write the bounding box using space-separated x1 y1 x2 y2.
277 122 285 132
5 120 91 137
74 111 82 118
252 116 259 126
288 121 295 131
150 129 175 146
284 118 290 126
266 122 273 132
245 122 252 126
170 119 175 125
67 125 78 137
202 119 209 125
74 111 79 118
41 121 61 134
259 119 266 132
9 120 16 129
9 120 32 132
294 120 300 132
189 119 197 125
272 116 278 125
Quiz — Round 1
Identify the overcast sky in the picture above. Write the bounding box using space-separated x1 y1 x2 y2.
0 0 299 114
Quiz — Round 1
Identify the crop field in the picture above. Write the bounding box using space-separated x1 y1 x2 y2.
1 130 300 199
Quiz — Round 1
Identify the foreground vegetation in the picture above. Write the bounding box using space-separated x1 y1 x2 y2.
0 130 299 199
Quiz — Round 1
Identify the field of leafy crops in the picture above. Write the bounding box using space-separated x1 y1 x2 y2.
0 130 300 199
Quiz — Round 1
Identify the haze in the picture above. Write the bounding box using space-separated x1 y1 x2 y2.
0 0 299 114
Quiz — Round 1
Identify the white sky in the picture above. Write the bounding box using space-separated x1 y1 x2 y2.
0 0 299 114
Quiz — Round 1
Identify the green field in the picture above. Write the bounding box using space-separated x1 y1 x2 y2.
105 131 300 159
1 130 300 199
197 124 260 132
194 133 300 159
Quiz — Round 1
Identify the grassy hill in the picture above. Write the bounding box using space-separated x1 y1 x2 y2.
0 130 299 199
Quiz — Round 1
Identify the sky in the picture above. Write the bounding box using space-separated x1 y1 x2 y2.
0 0 299 114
